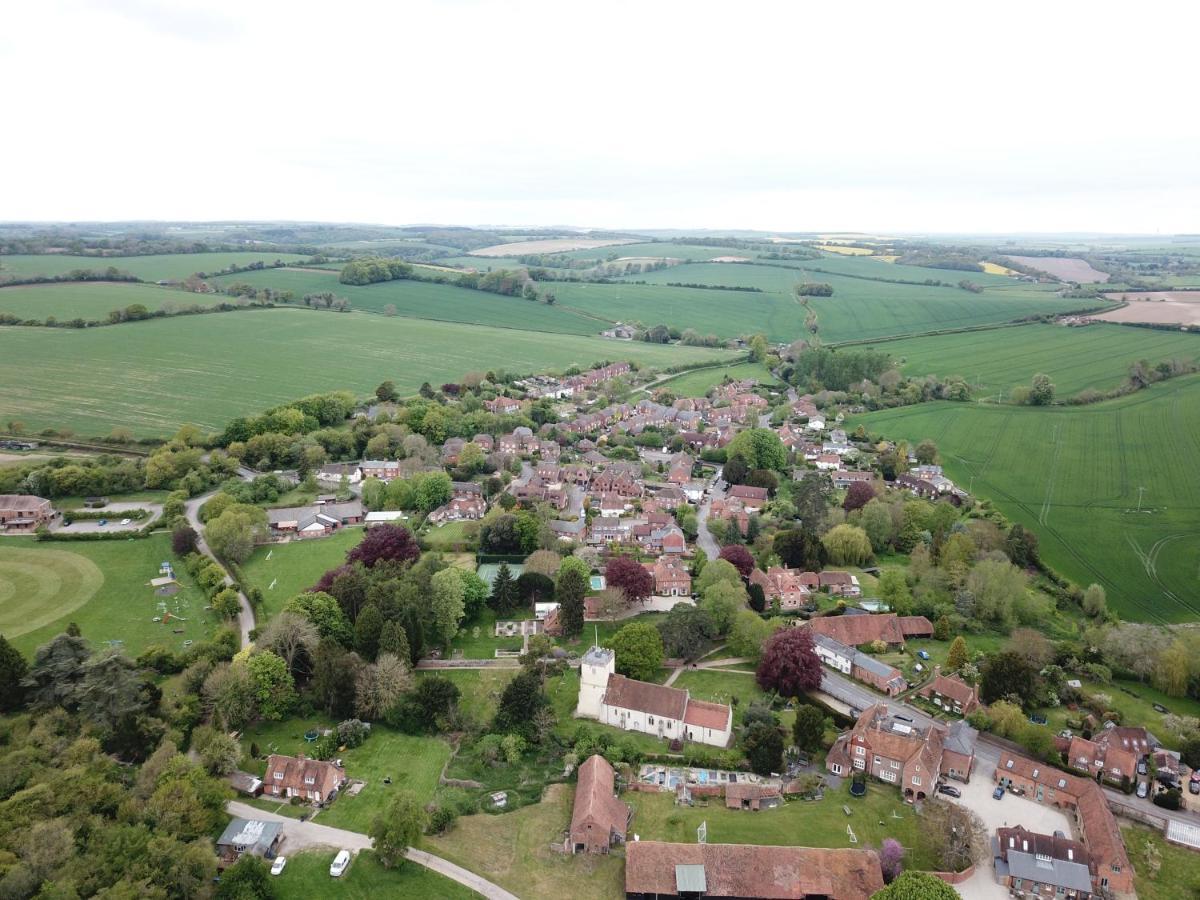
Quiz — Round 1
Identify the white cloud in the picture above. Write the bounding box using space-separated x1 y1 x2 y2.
2 0 1196 232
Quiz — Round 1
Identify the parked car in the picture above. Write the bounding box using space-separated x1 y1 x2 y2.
916 650 931 660
1138 759 1149 776
993 786 1006 800
1137 781 1149 799
97 519 107 526
1153 704 1169 714
120 517 132 525
1189 780 1200 795
1029 714 1048 725
937 784 962 798
270 857 287 876
330 851 351 877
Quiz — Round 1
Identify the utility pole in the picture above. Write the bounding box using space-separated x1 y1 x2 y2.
1137 486 1146 511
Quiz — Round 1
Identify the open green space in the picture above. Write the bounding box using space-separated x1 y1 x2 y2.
855 375 1200 622
419 668 516 724
0 252 309 282
788 251 1029 288
237 717 451 833
427 783 624 900
208 267 606 334
0 308 733 437
1122 826 1200 900
869 323 1200 399
273 849 481 899
655 361 776 398
422 519 472 550
626 780 937 868
241 528 365 621
0 281 218 320
1035 677 1200 751
1 533 217 657
450 608 526 659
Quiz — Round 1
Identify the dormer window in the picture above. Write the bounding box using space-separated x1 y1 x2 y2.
304 775 315 785
273 771 283 780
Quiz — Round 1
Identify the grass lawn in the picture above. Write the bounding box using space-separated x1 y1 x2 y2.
1 533 218 657
273 849 481 899
422 520 473 550
0 308 733 438
241 528 364 621
427 783 623 900
239 795 311 819
1036 678 1200 751
450 608 526 659
1122 825 1200 900
237 718 451 833
625 780 937 868
672 669 765 708
52 490 169 509
655 362 775 399
419 668 517 724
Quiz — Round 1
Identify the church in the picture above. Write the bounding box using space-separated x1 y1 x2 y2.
576 647 733 748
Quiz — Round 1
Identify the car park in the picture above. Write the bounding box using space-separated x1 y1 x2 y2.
330 850 351 877
270 857 287 876
937 784 961 798
993 785 1005 800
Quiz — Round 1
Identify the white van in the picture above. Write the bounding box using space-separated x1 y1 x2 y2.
330 850 351 877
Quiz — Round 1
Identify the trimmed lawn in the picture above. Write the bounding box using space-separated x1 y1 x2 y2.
241 528 364 621
427 783 623 900
237 718 451 833
1036 678 1200 751
656 362 775 399
626 780 938 868
672 669 765 708
239 795 310 819
2 533 218 657
419 668 516 724
273 849 480 899
451 608 526 659
1122 825 1200 900
0 281 220 321
423 520 473 550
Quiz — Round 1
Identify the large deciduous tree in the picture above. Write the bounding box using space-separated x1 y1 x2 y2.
718 544 755 578
347 524 420 569
725 428 787 472
372 791 426 868
772 528 827 571
756 627 822 698
607 622 664 681
606 556 654 605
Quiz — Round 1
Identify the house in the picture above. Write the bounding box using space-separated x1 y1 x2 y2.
625 842 885 900
993 752 1134 897
942 720 979 781
812 633 907 695
1093 725 1154 758
588 516 632 544
726 484 768 510
646 557 691 597
917 670 981 716
576 647 732 747
832 470 874 490
725 782 782 811
263 754 345 804
227 771 263 797
216 818 282 865
896 473 939 499
819 571 861 597
807 613 931 649
1064 735 1137 786
650 484 686 509
550 518 586 542
826 704 977 792
473 433 494 452
451 481 484 500
485 396 521 415
569 754 632 854
815 453 842 470
316 462 362 486
359 459 401 482
267 500 364 539
750 566 813 611
427 495 486 523
0 495 54 532
994 825 1095 899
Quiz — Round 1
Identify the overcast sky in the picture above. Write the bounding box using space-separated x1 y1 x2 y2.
3 0 1197 234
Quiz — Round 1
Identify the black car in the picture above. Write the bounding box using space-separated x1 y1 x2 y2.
937 784 962 798
1189 780 1200 795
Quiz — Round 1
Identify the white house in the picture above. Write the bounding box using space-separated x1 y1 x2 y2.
576 647 732 748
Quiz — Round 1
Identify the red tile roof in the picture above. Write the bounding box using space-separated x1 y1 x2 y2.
570 755 631 841
684 698 730 730
602 674 688 721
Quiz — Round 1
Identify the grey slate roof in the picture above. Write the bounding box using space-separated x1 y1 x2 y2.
217 818 281 856
1005 851 1093 893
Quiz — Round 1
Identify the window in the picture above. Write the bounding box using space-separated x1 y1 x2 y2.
855 746 865 756
880 770 896 783
912 776 921 786
831 763 843 775
648 716 655 726
874 756 882 766
304 775 315 785
273 771 283 780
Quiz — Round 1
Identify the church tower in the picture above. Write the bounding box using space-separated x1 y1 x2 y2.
576 646 615 719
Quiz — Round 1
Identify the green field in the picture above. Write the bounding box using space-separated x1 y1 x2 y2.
0 534 217 656
0 309 732 437
551 242 729 262
1123 826 1200 900
855 375 1200 622
550 263 1092 343
0 252 309 282
655 361 775 398
274 850 481 899
0 281 216 321
241 528 365 621
208 267 607 334
870 323 1200 398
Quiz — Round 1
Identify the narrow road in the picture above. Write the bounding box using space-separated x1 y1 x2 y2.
225 801 519 899
695 475 724 560
185 477 256 648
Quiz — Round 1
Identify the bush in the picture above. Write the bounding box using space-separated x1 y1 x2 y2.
427 805 458 834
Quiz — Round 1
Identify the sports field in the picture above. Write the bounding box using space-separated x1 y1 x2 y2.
0 309 732 437
1 534 217 655
855 375 1200 622
0 252 310 282
872 323 1200 398
208 267 605 333
0 281 216 320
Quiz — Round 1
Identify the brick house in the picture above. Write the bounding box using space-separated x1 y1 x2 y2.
359 459 401 482
749 566 813 611
812 634 907 695
263 755 345 804
568 754 632 854
995 825 1096 899
0 495 54 532
726 484 768 510
1064 736 1137 786
645 557 691 597
917 670 982 716
818 571 862 597
485 396 521 415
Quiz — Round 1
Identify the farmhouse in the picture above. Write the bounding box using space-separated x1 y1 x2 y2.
826 703 977 790
625 841 885 900
315 462 362 486
569 754 632 854
576 647 732 747
359 459 401 482
994 825 1096 899
263 754 345 804
726 484 768 510
0 494 55 532
428 495 486 524
917 670 981 716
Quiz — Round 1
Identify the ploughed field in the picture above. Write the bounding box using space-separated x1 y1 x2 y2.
855 375 1200 623
0 308 732 437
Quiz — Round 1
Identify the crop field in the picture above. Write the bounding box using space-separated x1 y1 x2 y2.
1006 255 1110 283
767 252 1027 288
1 534 217 656
471 237 636 256
554 242 735 262
855 375 1200 622
0 252 309 282
655 361 776 398
0 281 218 320
1097 292 1200 327
815 243 874 255
554 264 1093 343
241 527 365 621
872 323 1200 398
0 309 732 437
208 267 605 334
